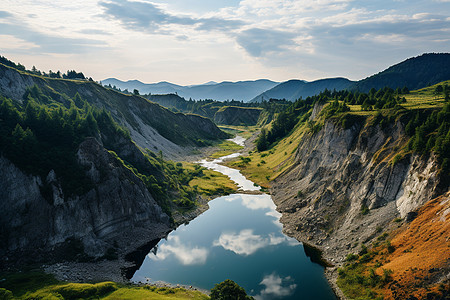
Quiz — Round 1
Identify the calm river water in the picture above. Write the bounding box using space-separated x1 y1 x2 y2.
132 137 336 299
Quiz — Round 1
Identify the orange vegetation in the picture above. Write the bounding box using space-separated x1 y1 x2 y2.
378 192 450 299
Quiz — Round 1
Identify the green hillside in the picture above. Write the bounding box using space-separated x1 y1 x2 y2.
230 81 450 188
0 63 229 148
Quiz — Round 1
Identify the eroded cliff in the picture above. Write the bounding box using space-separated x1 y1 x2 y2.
0 137 171 264
271 108 445 265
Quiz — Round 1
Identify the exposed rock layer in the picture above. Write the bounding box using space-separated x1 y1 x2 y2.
0 138 170 263
271 108 444 265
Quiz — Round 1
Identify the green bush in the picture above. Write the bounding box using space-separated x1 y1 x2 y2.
210 279 254 300
361 204 370 215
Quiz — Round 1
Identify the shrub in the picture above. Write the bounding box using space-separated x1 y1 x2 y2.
361 204 370 215
381 269 393 284
386 241 395 253
345 253 359 262
210 279 253 300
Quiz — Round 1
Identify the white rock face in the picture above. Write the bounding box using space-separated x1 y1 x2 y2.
396 155 439 218
271 108 445 263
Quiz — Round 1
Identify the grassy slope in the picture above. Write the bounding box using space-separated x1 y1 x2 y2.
379 193 450 299
0 272 209 300
336 193 450 300
0 63 228 147
226 121 306 188
209 140 244 159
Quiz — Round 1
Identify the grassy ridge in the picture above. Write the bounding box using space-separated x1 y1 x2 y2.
0 271 208 300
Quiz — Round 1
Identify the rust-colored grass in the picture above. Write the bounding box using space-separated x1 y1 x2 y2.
377 193 450 299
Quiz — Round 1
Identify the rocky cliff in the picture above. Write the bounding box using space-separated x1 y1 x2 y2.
0 137 170 264
271 106 445 265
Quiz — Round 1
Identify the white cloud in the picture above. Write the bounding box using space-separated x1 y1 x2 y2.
0 0 449 84
0 34 37 50
149 235 208 265
213 229 292 256
254 273 297 299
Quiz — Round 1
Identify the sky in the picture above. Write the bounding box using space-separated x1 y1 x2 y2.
0 0 449 85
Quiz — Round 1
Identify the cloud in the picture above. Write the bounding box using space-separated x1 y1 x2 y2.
213 229 292 256
99 0 243 34
79 29 111 35
223 194 282 226
237 0 352 17
0 10 13 19
254 273 297 299
149 235 208 265
0 14 107 54
235 194 276 211
0 34 38 50
99 0 195 33
196 17 245 32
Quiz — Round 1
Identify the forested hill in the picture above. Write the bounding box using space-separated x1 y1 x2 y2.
354 53 450 92
250 78 354 102
0 63 228 158
252 53 450 102
144 93 290 126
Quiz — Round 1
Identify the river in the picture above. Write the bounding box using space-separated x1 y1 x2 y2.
132 136 336 299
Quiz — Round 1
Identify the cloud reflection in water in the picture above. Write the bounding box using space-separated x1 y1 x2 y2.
225 194 283 226
213 229 294 256
254 273 298 299
148 235 208 265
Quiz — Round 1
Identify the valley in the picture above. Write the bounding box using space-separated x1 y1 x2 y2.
0 53 449 300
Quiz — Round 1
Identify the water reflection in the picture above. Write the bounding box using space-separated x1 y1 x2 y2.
149 235 209 266
255 273 298 299
225 194 283 225
132 137 336 299
213 229 294 256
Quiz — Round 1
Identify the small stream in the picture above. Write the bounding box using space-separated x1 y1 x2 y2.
132 136 336 299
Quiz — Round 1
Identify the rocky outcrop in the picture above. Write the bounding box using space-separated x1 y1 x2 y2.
0 138 170 263
271 107 445 265
214 106 262 126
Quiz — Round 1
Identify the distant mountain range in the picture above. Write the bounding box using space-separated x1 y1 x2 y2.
101 78 279 102
251 53 450 102
103 53 450 102
250 78 354 102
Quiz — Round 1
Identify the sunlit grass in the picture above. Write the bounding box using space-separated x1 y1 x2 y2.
104 286 209 300
218 125 258 139
226 121 307 188
0 271 209 300
183 162 238 196
209 140 244 159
